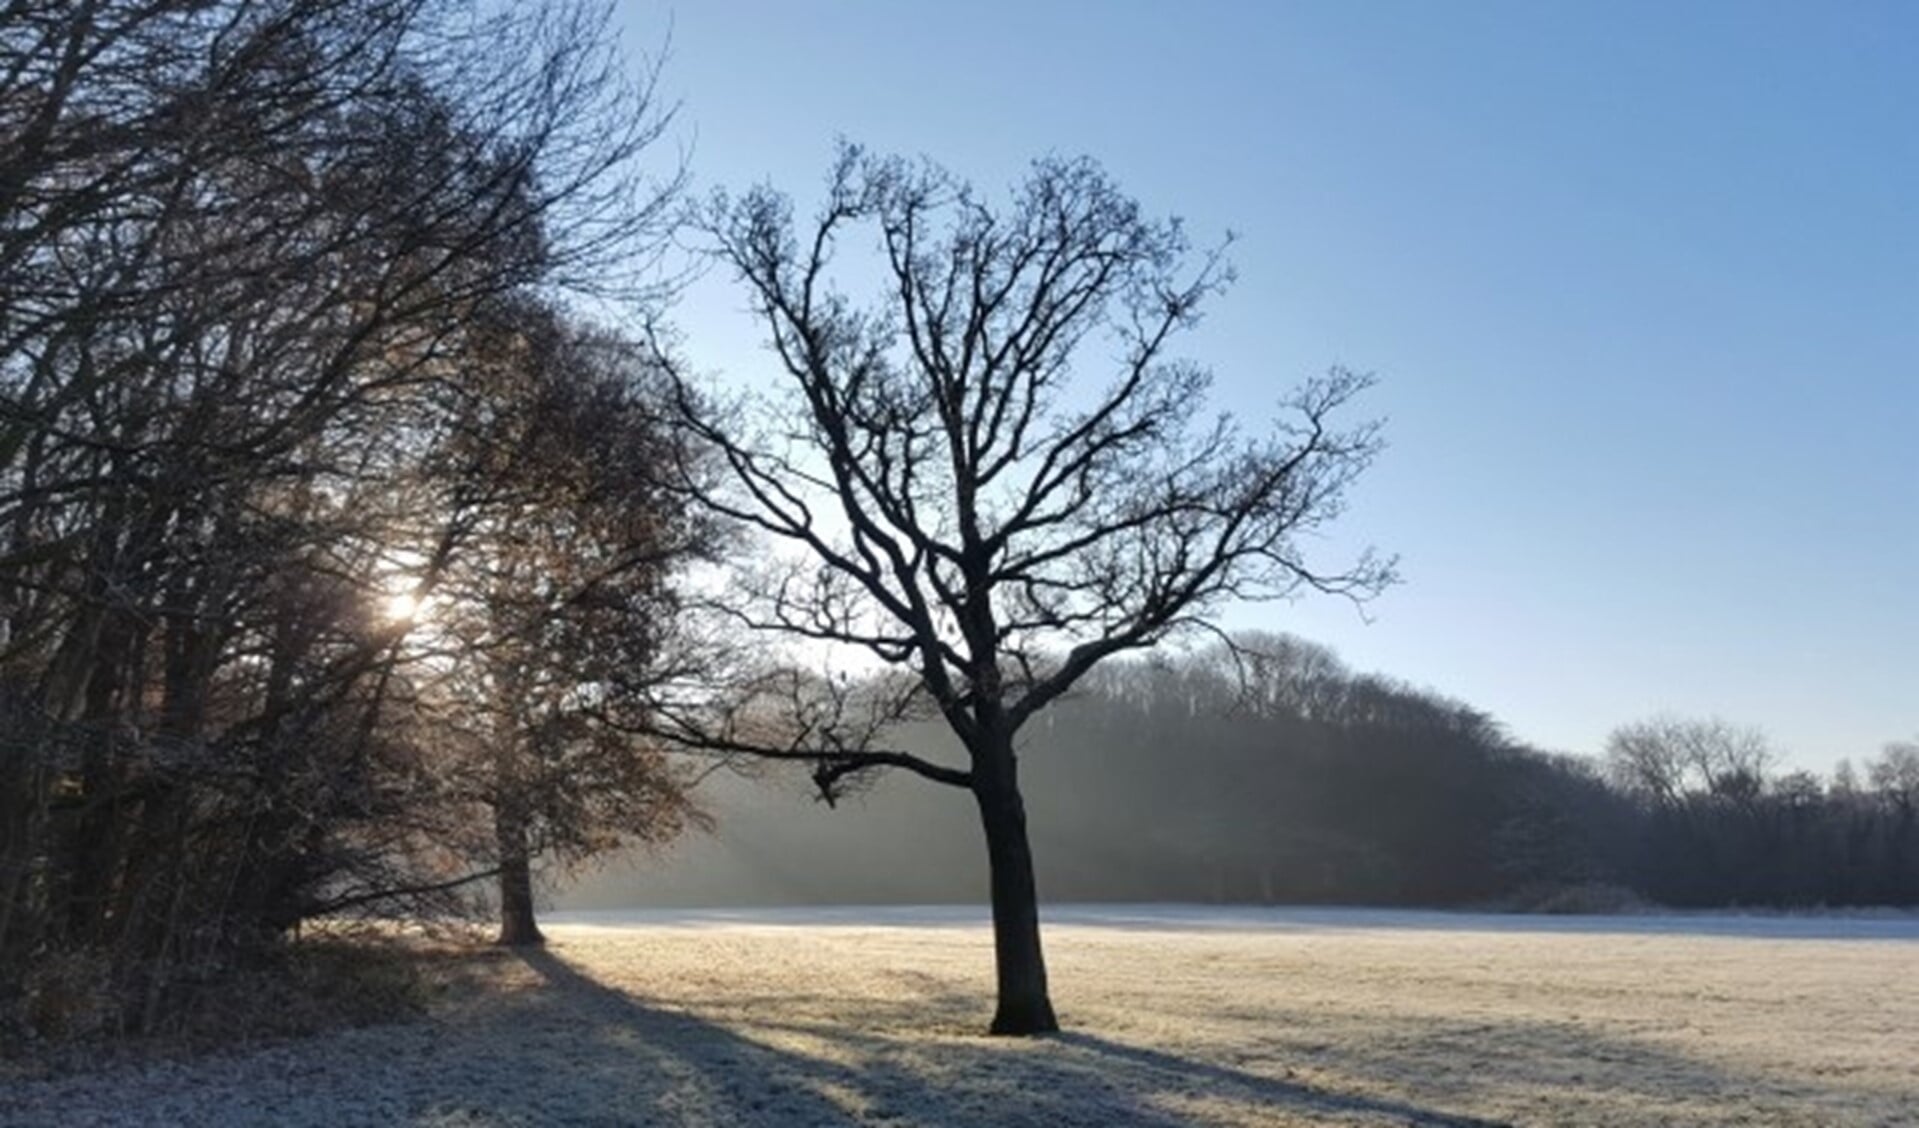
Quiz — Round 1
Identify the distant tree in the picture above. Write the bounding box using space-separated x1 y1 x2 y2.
654 147 1392 1034
1605 716 1775 808
1861 739 1919 901
1867 740 1919 814
1212 630 1352 722
1830 758 1861 799
1604 716 1796 904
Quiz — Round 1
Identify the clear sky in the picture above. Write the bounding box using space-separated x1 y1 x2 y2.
615 0 1915 771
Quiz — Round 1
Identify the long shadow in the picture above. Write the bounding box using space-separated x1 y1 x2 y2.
515 947 1913 1126
514 946 1515 1126
1051 1031 1509 1127
2 942 1891 1126
516 946 1186 1127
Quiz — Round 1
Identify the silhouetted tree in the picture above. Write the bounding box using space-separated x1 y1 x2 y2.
653 147 1392 1034
401 302 715 946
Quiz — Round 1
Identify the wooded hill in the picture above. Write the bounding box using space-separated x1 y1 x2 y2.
569 638 1919 913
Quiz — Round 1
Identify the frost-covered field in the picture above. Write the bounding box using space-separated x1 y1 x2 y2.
6 905 1916 1126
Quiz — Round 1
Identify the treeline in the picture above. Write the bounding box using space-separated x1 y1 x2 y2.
1 0 704 1040
1602 717 1918 907
570 637 1917 915
1022 639 1619 907
1036 639 1918 910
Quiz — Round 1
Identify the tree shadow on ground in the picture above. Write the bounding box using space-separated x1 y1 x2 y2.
499 947 1510 1127
501 945 1912 1127
3 943 1896 1126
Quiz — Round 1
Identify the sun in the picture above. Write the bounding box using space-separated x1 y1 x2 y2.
384 590 423 623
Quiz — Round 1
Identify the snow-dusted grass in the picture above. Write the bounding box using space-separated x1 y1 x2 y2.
5 906 1915 1126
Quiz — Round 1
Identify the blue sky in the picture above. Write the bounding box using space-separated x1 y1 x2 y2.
616 1 1915 770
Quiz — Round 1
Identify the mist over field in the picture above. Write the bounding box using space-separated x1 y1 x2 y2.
559 654 1919 916
562 759 986 909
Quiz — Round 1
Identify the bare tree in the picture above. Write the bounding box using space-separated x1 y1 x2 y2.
655 147 1392 1034
1605 716 1776 808
1868 739 1919 816
400 301 716 946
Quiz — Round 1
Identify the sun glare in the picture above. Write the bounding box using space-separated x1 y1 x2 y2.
384 590 422 623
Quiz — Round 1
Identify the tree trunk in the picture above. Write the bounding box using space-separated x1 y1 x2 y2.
495 805 543 947
972 745 1058 1035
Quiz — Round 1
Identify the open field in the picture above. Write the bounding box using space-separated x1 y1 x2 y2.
4 906 1916 1126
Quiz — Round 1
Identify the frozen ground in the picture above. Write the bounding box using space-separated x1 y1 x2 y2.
5 905 1915 1126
